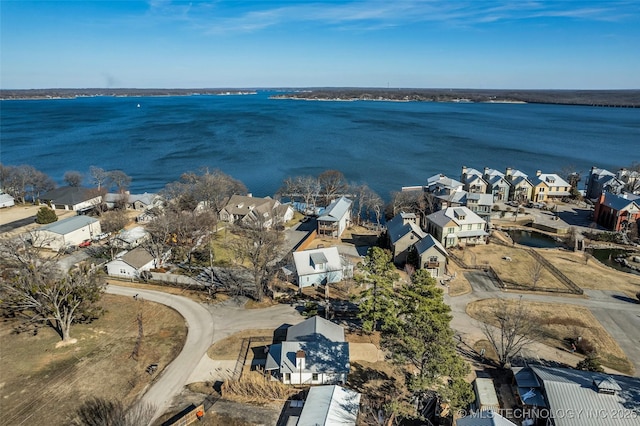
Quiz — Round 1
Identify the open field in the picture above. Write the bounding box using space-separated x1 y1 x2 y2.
0 294 187 426
466 299 634 375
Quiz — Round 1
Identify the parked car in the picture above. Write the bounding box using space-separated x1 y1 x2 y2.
79 239 92 248
61 244 78 254
92 232 110 242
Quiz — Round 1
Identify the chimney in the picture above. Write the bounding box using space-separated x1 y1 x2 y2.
506 167 513 181
536 170 542 177
484 166 489 176
461 166 467 181
296 350 306 370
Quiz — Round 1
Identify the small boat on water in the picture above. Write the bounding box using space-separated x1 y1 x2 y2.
137 103 141 108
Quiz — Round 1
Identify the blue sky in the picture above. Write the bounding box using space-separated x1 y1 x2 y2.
1 1 639 89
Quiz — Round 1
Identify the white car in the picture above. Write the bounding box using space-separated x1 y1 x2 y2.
92 232 110 242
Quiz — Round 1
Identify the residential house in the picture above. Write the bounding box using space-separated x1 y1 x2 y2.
585 167 625 199
0 192 15 208
426 206 488 248
266 316 350 385
317 196 352 238
111 226 150 249
505 168 534 202
219 194 293 228
31 215 101 251
617 167 640 194
106 246 167 278
435 190 467 211
386 212 427 265
512 365 640 426
531 171 571 203
483 168 511 202
128 192 163 210
297 385 361 426
292 247 352 288
465 192 494 223
413 234 448 278
593 192 640 232
426 174 465 196
39 186 102 212
461 166 489 194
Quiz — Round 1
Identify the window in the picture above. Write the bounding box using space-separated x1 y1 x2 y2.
429 256 438 262
467 224 472 230
312 373 318 381
477 224 483 229
284 373 291 382
120 269 126 274
448 227 455 234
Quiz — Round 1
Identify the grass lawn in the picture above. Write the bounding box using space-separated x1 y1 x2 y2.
0 294 187 426
466 298 634 375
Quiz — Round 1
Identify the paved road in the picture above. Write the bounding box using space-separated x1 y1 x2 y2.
106 285 216 425
446 271 640 376
106 284 303 424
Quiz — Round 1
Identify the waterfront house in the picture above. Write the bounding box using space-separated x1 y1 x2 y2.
111 226 150 249
531 171 571 203
426 174 465 196
266 316 350 385
39 186 102 212
219 194 293 229
317 196 352 238
505 168 534 202
461 166 489 194
413 234 448 278
585 167 625 200
292 246 351 288
483 168 511 202
386 212 427 265
31 215 101 251
425 206 488 248
106 246 167 278
593 191 640 232
465 192 494 223
616 167 640 194
296 385 361 426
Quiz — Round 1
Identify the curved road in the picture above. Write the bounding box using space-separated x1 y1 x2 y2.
106 285 215 424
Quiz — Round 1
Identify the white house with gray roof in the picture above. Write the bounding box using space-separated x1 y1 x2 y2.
39 186 102 212
426 206 488 248
414 234 448 278
32 215 101 251
292 247 350 288
513 365 640 426
266 316 350 386
317 196 352 238
106 246 164 278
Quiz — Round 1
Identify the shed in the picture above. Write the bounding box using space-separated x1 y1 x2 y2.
297 385 361 426
474 378 500 412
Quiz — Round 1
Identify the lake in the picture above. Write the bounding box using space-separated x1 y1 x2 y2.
1 92 639 200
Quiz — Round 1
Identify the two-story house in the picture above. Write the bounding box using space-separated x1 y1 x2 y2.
593 192 640 232
460 166 488 194
413 234 448 278
505 168 534 203
386 212 427 265
425 206 488 248
585 167 625 200
483 168 511 202
317 196 352 238
292 246 352 288
531 171 571 203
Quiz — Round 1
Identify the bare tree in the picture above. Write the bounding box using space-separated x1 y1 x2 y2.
528 259 543 289
0 237 105 343
618 161 640 193
0 164 56 203
64 170 83 187
227 219 284 301
100 209 130 233
386 190 422 219
69 397 155 426
89 166 110 190
278 175 320 212
480 298 540 367
318 169 349 205
108 170 132 193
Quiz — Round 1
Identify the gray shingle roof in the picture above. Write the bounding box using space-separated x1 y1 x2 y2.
286 316 345 343
40 186 96 206
120 246 155 269
414 234 448 256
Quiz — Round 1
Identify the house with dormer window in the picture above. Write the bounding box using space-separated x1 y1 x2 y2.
425 206 488 248
386 212 427 265
292 246 352 288
532 171 571 202
266 316 350 385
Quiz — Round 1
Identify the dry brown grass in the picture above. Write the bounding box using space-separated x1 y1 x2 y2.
221 372 297 404
346 330 382 346
446 260 472 296
466 298 633 374
207 329 274 360
107 279 226 303
0 294 187 426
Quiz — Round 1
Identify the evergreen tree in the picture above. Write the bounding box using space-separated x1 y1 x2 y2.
576 352 604 373
355 247 399 333
35 206 58 224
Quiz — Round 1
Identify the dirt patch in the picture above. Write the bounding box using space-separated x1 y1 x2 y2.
0 293 187 426
207 329 275 360
466 298 634 374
